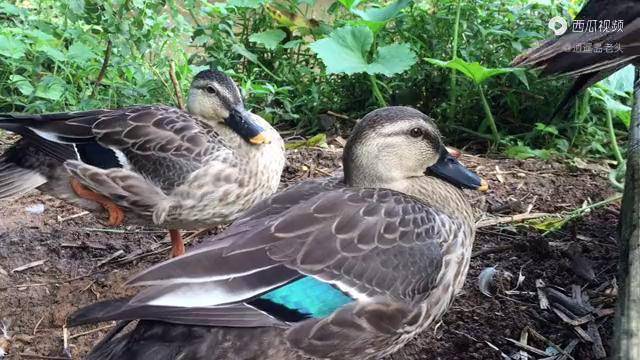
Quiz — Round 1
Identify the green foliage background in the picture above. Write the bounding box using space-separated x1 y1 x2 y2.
0 0 635 163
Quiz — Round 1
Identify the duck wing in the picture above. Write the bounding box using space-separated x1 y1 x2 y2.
0 105 225 190
125 186 465 311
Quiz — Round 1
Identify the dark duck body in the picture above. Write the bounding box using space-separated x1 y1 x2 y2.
68 106 488 359
513 0 640 114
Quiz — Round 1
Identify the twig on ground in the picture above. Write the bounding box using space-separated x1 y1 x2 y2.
116 229 209 264
57 211 89 223
69 324 115 340
11 260 46 273
32 315 44 336
505 338 548 357
95 250 124 268
477 212 556 228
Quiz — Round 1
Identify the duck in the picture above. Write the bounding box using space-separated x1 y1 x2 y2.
67 106 488 360
512 0 640 115
0 69 285 257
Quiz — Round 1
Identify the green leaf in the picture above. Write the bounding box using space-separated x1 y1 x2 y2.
310 26 373 75
0 2 22 16
249 29 286 50
285 133 328 149
505 144 552 160
227 0 262 8
0 35 26 59
598 64 635 94
534 123 558 136
351 0 411 23
231 44 259 63
35 76 66 101
38 45 65 62
9 75 34 95
310 26 416 76
347 19 386 34
68 42 97 64
338 0 362 9
69 0 85 14
425 58 520 84
283 40 303 49
368 43 416 76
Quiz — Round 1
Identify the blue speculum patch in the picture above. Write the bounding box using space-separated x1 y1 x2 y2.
259 276 353 318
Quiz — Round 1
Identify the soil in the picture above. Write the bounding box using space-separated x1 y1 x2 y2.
0 145 620 360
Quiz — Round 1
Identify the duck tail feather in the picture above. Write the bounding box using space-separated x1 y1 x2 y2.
0 156 47 199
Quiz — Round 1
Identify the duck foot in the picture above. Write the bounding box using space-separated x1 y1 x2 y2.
70 178 125 226
169 229 185 257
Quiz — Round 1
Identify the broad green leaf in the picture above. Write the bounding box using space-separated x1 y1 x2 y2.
283 40 303 49
351 0 411 23
9 75 34 95
425 58 520 84
24 29 55 42
311 26 416 76
0 2 22 16
68 42 97 64
38 45 65 62
310 26 373 75
298 0 316 6
0 35 26 59
35 76 66 101
69 0 85 14
598 64 635 94
249 29 286 50
347 19 386 34
368 43 416 76
232 44 259 63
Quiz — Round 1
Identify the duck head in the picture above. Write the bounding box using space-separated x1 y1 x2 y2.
343 106 488 191
187 70 269 145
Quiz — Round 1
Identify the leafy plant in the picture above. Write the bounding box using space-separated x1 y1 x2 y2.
310 25 416 106
426 58 526 146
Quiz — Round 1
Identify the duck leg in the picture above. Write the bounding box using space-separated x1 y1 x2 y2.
169 229 185 257
70 178 125 226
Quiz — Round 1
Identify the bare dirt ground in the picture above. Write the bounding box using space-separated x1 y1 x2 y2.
0 146 620 360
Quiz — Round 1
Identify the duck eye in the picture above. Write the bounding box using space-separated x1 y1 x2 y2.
410 128 423 138
205 85 217 94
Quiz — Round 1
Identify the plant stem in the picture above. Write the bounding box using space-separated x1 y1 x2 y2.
449 0 462 122
477 84 499 146
606 109 625 166
369 74 387 107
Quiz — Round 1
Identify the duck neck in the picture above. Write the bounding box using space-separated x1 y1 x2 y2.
401 177 474 223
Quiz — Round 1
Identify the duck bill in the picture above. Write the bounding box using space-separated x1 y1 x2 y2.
427 148 488 191
225 107 269 145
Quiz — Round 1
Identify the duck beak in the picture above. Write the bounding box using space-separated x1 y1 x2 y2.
427 147 488 192
225 107 269 145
